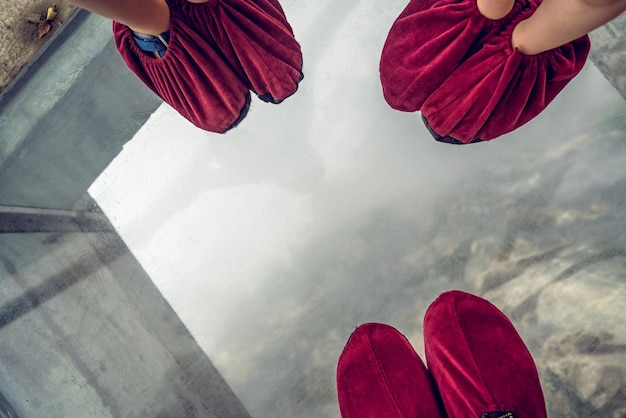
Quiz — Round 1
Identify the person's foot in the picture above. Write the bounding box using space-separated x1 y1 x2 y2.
177 0 303 103
113 8 252 133
424 291 548 418
337 323 445 418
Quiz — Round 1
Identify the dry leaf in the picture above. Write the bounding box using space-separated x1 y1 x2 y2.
46 4 58 21
38 19 52 38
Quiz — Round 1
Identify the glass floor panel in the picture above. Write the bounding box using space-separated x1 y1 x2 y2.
2 1 626 416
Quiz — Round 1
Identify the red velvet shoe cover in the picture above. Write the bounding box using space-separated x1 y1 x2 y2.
421 1 589 143
380 0 516 113
336 323 445 418
423 291 547 418
380 0 590 143
180 0 303 103
113 1 251 133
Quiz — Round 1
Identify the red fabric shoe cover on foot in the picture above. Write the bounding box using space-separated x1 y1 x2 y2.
380 0 521 112
380 0 590 143
421 1 589 143
180 0 303 103
113 3 251 133
337 323 445 418
423 291 547 418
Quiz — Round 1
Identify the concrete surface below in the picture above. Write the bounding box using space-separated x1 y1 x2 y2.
0 10 249 418
0 0 75 92
588 11 626 99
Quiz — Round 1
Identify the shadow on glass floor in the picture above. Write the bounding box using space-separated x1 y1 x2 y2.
0 9 250 417
0 210 250 417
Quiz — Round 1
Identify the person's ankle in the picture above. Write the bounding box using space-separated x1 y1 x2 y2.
128 0 170 36
477 0 515 19
511 19 537 55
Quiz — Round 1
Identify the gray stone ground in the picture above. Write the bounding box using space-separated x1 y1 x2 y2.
589 12 626 99
0 231 252 417
1 11 250 417
0 0 74 92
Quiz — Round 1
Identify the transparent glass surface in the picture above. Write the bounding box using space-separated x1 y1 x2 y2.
1 1 626 417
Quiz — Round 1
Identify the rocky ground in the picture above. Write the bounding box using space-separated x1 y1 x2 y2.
0 0 74 93
220 109 626 417
437 122 626 417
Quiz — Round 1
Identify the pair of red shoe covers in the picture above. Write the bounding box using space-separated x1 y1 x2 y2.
380 0 590 144
337 291 548 417
113 0 590 142
113 0 303 133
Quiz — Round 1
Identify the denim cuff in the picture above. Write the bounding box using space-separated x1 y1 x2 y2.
132 31 171 58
